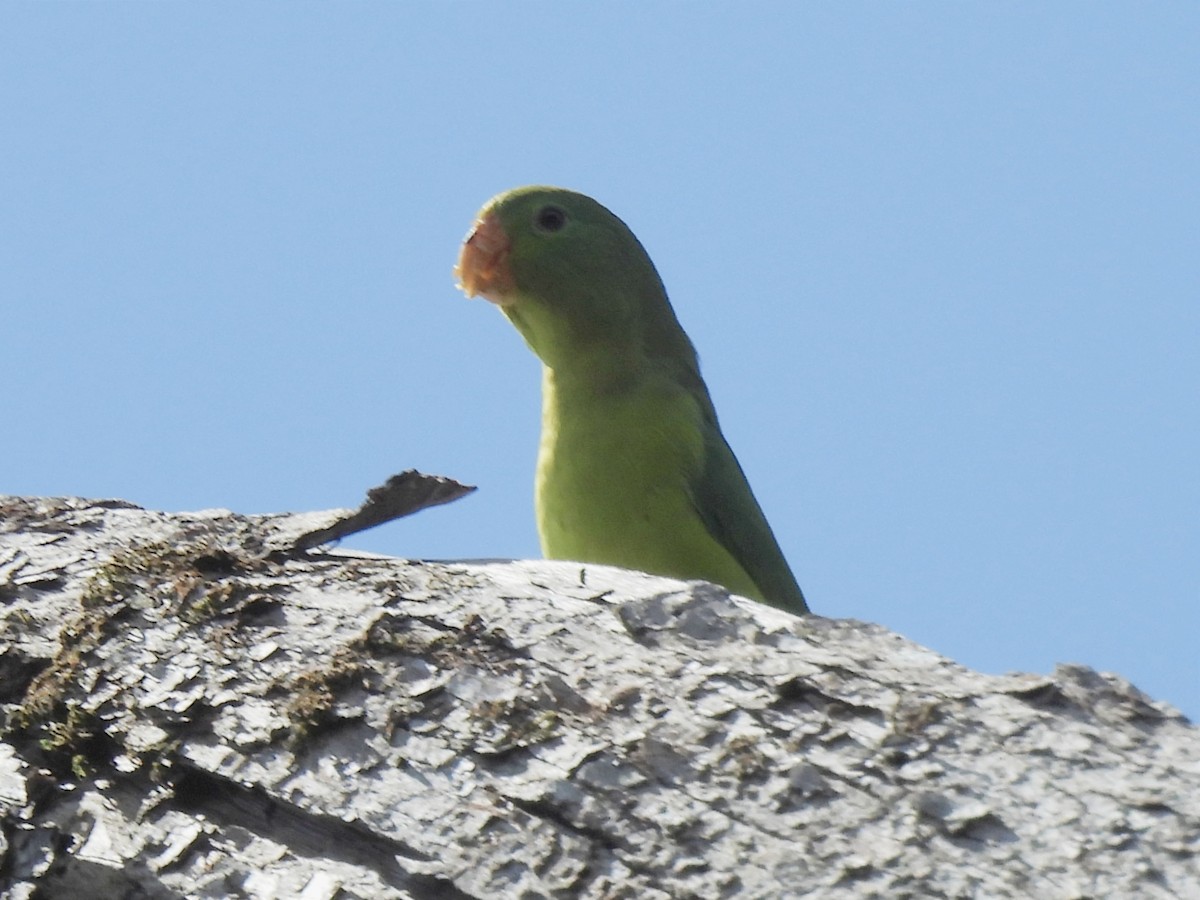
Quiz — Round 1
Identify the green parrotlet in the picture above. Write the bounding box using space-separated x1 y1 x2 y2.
455 186 808 615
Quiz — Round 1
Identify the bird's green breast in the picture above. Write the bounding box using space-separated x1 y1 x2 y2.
535 365 766 601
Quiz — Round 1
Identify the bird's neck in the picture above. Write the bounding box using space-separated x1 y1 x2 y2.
539 347 646 405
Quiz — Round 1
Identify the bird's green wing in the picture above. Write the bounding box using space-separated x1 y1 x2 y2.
689 407 808 615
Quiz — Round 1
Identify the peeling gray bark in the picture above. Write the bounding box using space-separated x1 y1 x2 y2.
0 494 1197 899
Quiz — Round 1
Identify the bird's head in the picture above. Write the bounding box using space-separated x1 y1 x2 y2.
455 186 695 378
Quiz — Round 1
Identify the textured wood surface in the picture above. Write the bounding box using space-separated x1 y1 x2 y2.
1 494 1197 898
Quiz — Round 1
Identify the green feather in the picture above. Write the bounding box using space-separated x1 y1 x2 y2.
461 186 808 615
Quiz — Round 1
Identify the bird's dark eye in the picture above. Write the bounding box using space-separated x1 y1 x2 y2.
534 205 568 233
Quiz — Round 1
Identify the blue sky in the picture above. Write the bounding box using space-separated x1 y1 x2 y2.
3 4 1196 719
